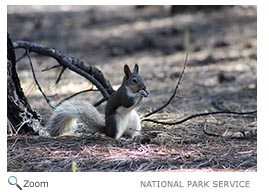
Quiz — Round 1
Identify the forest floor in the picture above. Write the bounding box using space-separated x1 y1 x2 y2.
7 5 257 172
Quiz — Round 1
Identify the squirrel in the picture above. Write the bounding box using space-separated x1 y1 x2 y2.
45 64 149 139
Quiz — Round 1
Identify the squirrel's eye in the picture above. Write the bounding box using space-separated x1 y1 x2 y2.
131 78 138 84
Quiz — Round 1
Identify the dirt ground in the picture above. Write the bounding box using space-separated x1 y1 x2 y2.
7 5 257 172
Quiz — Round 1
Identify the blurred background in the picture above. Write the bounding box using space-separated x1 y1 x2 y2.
7 5 256 117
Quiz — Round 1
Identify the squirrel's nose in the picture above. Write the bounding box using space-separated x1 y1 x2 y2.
141 84 146 90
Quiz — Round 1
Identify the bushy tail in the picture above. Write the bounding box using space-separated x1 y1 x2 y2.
46 100 105 136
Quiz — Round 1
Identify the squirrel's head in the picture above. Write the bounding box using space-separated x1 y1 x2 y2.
123 64 148 94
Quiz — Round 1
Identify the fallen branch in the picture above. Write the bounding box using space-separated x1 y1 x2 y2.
26 49 55 109
143 54 188 118
141 52 256 127
142 110 257 125
202 119 257 140
13 40 114 103
202 119 219 137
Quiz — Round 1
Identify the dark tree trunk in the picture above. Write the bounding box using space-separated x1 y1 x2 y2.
7 33 41 134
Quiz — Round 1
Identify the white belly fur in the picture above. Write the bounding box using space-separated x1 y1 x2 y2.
115 106 141 139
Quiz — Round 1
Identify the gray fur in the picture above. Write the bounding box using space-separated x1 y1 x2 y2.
46 100 105 136
46 64 148 139
104 64 147 139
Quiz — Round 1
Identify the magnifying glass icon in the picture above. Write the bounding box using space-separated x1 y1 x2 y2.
8 176 22 190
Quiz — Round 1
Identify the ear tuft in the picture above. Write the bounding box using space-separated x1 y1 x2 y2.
133 64 139 73
124 64 131 78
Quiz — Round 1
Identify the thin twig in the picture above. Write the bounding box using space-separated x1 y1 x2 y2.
143 54 188 118
142 110 257 125
202 118 257 139
15 119 31 135
94 97 108 107
7 117 17 135
202 119 220 137
41 64 62 72
55 88 98 108
55 66 67 84
26 49 55 109
16 50 27 62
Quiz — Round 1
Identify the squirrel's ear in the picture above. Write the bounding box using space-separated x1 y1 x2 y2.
124 64 131 78
133 64 139 73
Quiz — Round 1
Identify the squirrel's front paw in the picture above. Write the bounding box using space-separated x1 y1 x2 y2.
139 89 150 97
